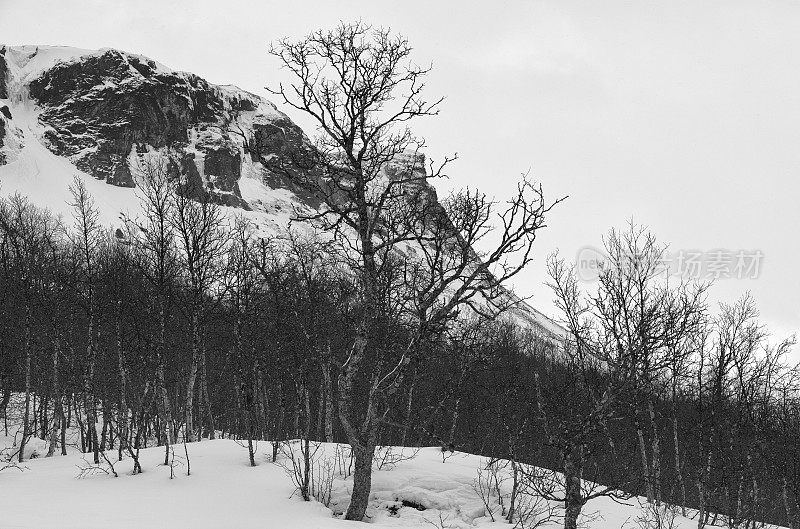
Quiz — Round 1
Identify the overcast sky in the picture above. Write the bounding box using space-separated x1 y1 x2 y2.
2 0 799 341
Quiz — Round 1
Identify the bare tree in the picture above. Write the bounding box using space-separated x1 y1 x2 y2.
68 177 103 464
268 22 451 519
223 215 261 454
128 153 179 454
269 21 561 521
0 194 60 463
170 172 229 442
593 225 708 505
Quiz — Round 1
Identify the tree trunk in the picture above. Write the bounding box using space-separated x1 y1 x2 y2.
320 349 335 443
338 321 375 521
563 449 584 529
247 438 256 467
671 403 687 515
0 380 11 431
200 339 215 440
116 300 128 460
735 471 745 524
507 460 520 523
697 449 713 529
39 394 48 439
315 380 325 442
293 385 301 439
346 441 376 521
322 358 334 443
783 476 795 529
447 395 461 450
62 398 70 456
157 298 175 445
274 379 285 460
19 302 32 463
47 395 61 457
184 309 200 443
232 368 242 438
46 336 62 457
647 398 661 504
230 317 243 438
400 366 417 447
83 277 100 464
103 408 112 451
47 335 65 457
697 480 705 529
301 385 312 500
634 406 653 503
256 365 267 440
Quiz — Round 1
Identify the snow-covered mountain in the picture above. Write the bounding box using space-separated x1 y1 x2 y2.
0 44 563 338
0 45 321 230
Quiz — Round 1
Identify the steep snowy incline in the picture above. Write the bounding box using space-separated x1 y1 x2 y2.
0 71 135 226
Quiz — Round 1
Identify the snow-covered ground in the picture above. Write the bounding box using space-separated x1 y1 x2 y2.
0 432 720 529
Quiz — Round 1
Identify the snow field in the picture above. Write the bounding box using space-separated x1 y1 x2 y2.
0 431 719 529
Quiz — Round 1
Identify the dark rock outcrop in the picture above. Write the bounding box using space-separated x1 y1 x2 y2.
0 114 6 165
0 46 7 99
19 47 323 212
27 50 237 189
196 130 241 193
251 117 322 208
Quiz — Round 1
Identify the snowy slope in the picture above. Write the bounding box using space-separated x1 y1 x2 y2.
0 394 776 529
0 75 136 227
0 437 717 529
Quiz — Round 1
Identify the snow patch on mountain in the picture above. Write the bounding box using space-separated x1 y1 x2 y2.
0 81 136 226
4 45 101 85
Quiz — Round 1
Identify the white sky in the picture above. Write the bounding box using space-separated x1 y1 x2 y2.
2 0 799 342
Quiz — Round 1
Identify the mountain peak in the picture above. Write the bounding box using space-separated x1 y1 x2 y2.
1 45 172 85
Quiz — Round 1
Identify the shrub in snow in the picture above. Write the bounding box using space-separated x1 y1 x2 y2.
623 501 680 529
0 445 26 473
75 451 119 479
472 458 557 528
277 441 352 507
373 446 420 471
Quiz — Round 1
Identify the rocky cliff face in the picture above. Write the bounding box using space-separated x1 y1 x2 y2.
28 50 216 188
0 45 319 212
0 47 7 99
0 115 6 166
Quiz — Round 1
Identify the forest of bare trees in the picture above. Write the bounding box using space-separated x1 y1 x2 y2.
1 21 799 529
2 166 800 528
